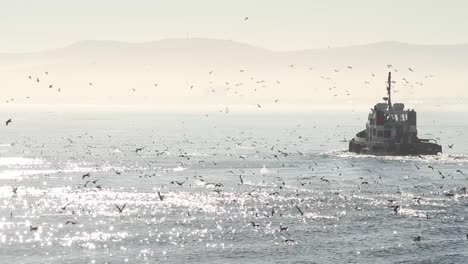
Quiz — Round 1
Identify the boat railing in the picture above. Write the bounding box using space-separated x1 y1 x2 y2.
420 138 438 144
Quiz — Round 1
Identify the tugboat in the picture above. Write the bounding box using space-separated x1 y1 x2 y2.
349 72 442 155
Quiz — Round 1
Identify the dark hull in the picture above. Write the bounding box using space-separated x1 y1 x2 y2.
349 139 442 156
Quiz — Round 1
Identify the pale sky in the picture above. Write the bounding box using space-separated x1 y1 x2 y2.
1 0 468 53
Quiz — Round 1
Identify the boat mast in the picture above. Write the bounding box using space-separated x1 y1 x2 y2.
387 72 392 110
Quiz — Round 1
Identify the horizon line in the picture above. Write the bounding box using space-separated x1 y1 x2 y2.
2 38 468 55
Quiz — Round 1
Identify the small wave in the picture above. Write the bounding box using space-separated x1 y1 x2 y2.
325 150 468 164
260 165 270 174
0 157 46 166
173 166 188 172
0 165 102 179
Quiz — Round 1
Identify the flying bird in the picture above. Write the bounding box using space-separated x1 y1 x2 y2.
157 191 164 201
239 175 244 185
295 205 304 216
116 204 127 213
135 147 144 153
251 222 260 227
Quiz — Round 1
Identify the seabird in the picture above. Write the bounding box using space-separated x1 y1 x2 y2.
135 147 144 153
116 204 127 213
295 205 304 216
157 191 164 201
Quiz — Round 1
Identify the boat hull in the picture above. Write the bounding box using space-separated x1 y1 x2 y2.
348 138 442 156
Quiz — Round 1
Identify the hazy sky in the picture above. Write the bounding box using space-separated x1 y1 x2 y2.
1 0 468 53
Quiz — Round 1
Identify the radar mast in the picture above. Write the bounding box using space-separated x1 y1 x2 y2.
387 72 392 110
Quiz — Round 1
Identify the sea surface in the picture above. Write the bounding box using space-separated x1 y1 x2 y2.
0 107 467 264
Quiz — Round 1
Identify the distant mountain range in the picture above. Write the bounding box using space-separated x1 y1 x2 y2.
0 39 467 107
2 39 468 69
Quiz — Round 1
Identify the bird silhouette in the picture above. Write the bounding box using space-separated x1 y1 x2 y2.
295 205 304 216
157 191 164 201
5 119 12 126
239 175 244 185
135 147 144 153
116 204 127 213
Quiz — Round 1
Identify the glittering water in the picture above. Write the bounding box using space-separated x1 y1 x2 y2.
0 108 467 264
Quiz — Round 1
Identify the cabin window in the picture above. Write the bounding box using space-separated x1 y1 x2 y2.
384 130 391 138
376 111 385 125
377 131 383 137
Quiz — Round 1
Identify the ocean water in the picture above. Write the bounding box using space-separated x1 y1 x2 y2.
0 107 467 264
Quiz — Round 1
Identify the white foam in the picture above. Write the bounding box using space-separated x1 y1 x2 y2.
173 166 188 172
0 165 98 179
0 157 45 166
260 165 270 174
